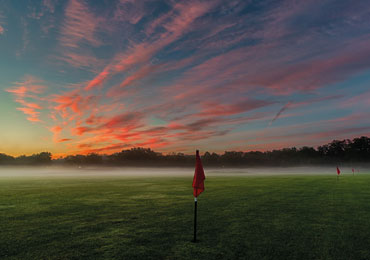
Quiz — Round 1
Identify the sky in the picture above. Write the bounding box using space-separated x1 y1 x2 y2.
1 0 370 157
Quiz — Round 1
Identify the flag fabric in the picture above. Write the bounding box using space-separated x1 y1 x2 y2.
192 150 205 197
337 166 341 175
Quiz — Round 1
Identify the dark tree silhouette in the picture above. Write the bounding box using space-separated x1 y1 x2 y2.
1 136 370 167
0 153 15 165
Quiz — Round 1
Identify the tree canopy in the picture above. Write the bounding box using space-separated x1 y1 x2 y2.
1 136 370 166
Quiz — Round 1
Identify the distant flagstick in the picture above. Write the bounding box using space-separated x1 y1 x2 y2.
336 166 341 181
192 150 205 242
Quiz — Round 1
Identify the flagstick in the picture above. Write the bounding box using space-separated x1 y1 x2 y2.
193 196 198 242
192 149 205 243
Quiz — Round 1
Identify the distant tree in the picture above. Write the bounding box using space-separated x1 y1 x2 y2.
85 153 103 164
298 146 318 157
32 152 52 164
2 135 370 167
13 152 52 165
297 146 319 163
348 136 370 161
202 152 220 165
317 144 329 157
0 153 15 164
327 140 349 159
221 151 244 165
244 151 265 165
15 155 30 165
107 147 161 165
64 155 86 165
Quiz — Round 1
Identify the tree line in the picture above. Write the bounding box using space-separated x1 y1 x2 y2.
1 136 370 166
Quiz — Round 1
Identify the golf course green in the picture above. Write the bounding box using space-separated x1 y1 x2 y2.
1 172 370 259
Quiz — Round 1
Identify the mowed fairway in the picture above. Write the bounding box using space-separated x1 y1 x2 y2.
1 172 370 259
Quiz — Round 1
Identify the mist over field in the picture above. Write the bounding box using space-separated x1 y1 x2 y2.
0 166 368 178
2 167 370 259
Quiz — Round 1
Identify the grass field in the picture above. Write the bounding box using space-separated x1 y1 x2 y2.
1 173 370 259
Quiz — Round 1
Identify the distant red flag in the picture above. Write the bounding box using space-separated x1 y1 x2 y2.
192 150 205 197
337 166 341 175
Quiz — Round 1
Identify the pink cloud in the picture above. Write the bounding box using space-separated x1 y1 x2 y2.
160 31 370 115
50 125 72 143
6 77 46 97
43 0 56 13
341 90 370 108
114 0 147 24
85 114 103 125
58 52 102 70
54 0 106 70
198 99 274 117
247 37 370 95
85 70 109 90
72 126 91 136
90 112 144 132
16 107 41 122
135 137 171 149
106 65 162 96
28 0 56 19
58 138 72 142
76 143 131 155
6 76 47 122
52 91 98 119
85 0 216 91
60 0 101 48
119 65 160 89
77 143 92 149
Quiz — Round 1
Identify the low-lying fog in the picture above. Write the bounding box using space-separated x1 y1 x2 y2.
0 166 368 178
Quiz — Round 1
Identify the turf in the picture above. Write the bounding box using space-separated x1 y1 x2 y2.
1 174 370 259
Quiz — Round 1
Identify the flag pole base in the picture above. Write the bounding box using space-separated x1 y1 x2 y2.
193 197 198 243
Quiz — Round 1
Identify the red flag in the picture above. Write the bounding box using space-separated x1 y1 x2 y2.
192 150 205 197
337 166 341 175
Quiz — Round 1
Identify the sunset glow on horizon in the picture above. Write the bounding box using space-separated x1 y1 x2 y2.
1 0 370 157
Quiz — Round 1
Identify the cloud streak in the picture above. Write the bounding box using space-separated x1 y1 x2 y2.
269 102 292 125
6 76 47 122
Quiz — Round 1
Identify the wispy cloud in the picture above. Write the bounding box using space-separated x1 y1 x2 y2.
85 0 217 91
28 0 56 19
6 76 47 122
269 102 292 125
114 0 148 25
0 11 5 35
59 0 101 48
55 0 106 70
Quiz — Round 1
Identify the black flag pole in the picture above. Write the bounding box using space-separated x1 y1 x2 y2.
193 196 198 242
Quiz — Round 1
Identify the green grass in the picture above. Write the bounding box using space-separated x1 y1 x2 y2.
1 174 370 259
